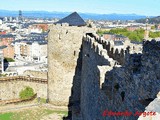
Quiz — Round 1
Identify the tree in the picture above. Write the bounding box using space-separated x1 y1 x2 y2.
19 86 34 99
88 23 92 28
96 29 109 36
151 25 155 30
97 28 145 42
149 31 160 38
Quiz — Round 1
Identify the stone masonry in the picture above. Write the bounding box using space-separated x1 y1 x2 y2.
48 23 96 106
75 35 160 120
0 78 47 100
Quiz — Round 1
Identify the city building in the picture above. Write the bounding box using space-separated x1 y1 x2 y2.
0 50 4 73
126 25 140 31
0 19 2 25
0 34 15 58
103 33 129 41
13 39 47 63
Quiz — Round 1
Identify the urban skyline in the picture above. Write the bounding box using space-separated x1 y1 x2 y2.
0 0 160 16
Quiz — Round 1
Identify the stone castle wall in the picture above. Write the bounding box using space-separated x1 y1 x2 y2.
42 23 160 119
73 34 160 120
0 78 47 100
95 37 126 65
23 70 47 79
79 34 115 120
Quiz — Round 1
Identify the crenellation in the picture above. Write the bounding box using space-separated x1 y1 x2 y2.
92 35 128 65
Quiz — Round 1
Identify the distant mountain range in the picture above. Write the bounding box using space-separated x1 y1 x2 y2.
136 16 160 24
0 10 154 20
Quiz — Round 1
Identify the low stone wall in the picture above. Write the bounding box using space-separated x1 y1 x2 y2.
23 70 47 79
0 79 47 100
0 93 37 105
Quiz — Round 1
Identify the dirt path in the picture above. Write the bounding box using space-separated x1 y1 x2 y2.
0 103 40 113
40 113 64 120
0 103 68 113
0 103 68 120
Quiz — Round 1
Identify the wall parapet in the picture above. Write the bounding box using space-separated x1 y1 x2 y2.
0 93 37 105
83 34 115 66
0 76 47 84
84 33 129 65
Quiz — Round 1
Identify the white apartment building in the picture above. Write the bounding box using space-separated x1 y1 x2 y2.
14 40 47 63
0 20 2 25
14 42 22 58
0 50 4 73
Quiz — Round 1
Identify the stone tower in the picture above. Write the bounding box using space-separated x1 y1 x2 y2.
47 12 96 106
48 23 95 106
144 17 149 40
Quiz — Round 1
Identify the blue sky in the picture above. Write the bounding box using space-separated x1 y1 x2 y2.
0 0 160 16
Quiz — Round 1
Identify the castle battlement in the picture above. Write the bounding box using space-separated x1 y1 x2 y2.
84 34 111 62
47 24 160 120
84 33 129 66
76 34 160 120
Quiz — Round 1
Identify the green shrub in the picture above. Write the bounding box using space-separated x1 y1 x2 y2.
37 98 47 104
4 57 15 62
0 74 7 77
19 86 34 99
97 28 145 42
96 29 109 36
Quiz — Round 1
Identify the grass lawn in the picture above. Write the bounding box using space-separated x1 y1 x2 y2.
0 108 68 120
0 112 14 120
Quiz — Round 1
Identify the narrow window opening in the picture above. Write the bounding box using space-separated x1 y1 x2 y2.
121 91 125 101
74 51 76 56
114 83 120 91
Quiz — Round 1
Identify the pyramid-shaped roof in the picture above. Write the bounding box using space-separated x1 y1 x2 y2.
56 12 86 26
